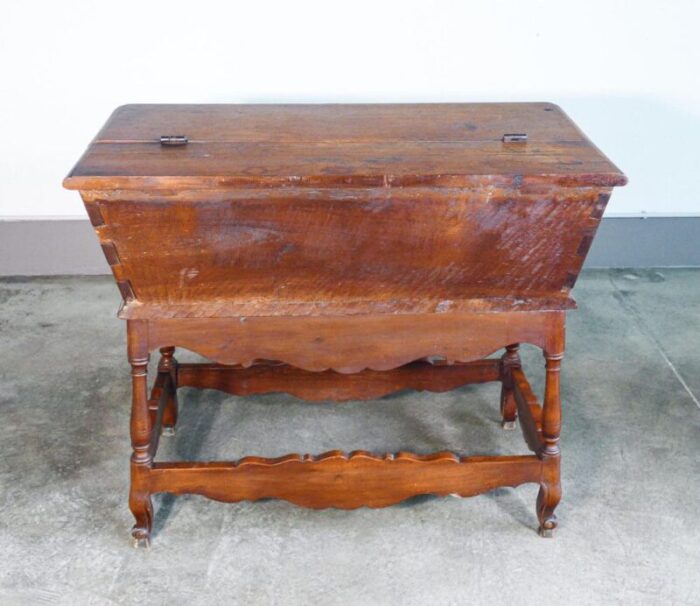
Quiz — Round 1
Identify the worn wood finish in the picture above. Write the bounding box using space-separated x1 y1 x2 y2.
126 320 152 548
499 343 521 429
511 365 545 453
64 103 627 190
177 359 501 402
157 346 178 435
80 103 627 147
79 186 605 318
145 311 563 373
64 103 626 546
148 454 544 510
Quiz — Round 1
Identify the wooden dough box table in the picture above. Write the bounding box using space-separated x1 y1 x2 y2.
64 103 626 546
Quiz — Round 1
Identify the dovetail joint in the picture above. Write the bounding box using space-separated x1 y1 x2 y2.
576 234 594 257
117 280 136 302
101 241 121 266
85 203 105 227
591 192 611 219
563 272 578 289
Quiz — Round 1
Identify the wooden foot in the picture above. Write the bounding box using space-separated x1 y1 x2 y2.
132 536 151 549
129 490 153 547
537 481 561 537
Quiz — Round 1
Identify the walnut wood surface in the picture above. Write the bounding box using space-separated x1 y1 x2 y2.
82 186 605 318
512 366 545 453
127 340 559 543
62 103 627 545
177 359 501 402
499 344 520 428
148 453 544 509
63 103 626 190
88 103 616 144
122 314 566 545
145 312 564 373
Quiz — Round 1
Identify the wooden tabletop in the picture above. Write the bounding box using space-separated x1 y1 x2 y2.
64 103 626 190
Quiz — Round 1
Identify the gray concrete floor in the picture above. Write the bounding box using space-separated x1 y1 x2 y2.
0 269 698 605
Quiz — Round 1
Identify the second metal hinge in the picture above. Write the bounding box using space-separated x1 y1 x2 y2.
502 133 528 143
160 135 188 146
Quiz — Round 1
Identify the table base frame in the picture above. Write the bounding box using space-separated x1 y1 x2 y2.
126 312 564 547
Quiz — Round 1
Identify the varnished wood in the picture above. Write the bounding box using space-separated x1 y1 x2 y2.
148 453 544 510
79 186 603 318
538 350 564 536
127 320 152 548
511 366 545 453
499 343 520 429
158 346 178 434
177 359 501 402
63 103 627 190
144 312 564 373
83 103 626 147
63 103 626 545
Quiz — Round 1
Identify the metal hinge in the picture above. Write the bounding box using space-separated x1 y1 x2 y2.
160 135 188 146
502 133 528 143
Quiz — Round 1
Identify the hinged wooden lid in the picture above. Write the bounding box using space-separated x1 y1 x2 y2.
63 103 627 190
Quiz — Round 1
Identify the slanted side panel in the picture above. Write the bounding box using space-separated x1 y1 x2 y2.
82 186 608 316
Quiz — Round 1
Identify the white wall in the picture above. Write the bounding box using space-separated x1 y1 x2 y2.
2 0 699 218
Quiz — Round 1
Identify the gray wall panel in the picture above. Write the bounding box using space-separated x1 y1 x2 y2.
1 217 698 275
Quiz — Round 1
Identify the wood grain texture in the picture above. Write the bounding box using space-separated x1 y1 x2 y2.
83 186 605 318
63 103 626 190
63 103 626 544
88 103 617 144
176 359 501 402
512 365 544 453
148 453 544 509
145 312 564 373
127 320 152 547
499 343 520 428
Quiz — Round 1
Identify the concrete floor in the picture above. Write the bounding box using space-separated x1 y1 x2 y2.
0 269 698 605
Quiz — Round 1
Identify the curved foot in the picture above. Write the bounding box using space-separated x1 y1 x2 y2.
132 531 152 549
129 491 153 548
538 522 556 538
536 482 561 538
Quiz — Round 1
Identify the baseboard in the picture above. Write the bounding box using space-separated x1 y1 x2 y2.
0 217 698 276
584 216 700 268
0 220 109 276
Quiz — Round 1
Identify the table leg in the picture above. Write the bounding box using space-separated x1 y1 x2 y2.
127 320 153 548
499 343 520 430
537 350 563 537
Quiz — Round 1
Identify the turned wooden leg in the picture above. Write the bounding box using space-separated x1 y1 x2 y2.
537 350 563 537
159 346 179 436
128 321 153 548
499 344 520 430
